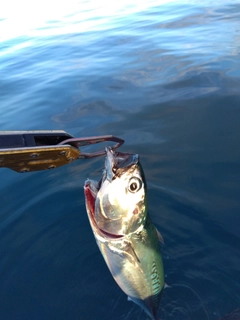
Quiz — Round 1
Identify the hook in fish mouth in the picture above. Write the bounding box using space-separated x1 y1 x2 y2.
103 147 139 182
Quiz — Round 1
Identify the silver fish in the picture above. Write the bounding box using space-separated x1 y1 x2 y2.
84 147 164 319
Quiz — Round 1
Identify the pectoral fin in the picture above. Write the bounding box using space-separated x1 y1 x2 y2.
125 242 142 272
108 241 143 273
155 228 164 244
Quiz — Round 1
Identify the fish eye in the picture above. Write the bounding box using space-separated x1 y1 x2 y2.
128 177 142 193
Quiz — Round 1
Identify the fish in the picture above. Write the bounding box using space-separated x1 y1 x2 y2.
84 147 164 319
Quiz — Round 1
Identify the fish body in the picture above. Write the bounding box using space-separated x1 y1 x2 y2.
84 147 164 319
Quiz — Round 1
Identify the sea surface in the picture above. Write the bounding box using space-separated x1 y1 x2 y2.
0 1 240 319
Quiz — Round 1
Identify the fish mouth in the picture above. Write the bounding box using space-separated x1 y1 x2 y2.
84 179 123 239
84 147 139 239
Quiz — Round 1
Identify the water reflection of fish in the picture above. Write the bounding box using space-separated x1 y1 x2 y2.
84 147 164 320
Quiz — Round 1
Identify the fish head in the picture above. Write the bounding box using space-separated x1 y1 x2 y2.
84 147 147 238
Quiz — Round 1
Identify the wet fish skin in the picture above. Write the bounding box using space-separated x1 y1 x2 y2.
84 147 164 320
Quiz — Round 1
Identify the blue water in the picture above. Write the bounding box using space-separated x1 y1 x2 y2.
0 1 240 319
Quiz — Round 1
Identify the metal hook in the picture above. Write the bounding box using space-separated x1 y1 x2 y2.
58 135 124 159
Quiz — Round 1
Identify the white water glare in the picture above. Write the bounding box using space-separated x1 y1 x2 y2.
0 0 174 40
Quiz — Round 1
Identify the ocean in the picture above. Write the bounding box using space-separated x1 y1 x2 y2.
0 1 240 319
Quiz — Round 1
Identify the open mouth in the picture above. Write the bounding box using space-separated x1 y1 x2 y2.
84 180 123 239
